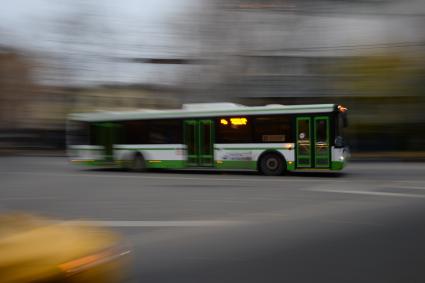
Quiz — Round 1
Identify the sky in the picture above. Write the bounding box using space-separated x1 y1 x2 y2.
0 0 200 85
0 0 195 54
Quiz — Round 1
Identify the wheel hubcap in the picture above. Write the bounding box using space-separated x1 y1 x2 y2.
267 158 278 170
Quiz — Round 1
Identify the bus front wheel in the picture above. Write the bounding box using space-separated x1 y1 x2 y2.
259 153 285 176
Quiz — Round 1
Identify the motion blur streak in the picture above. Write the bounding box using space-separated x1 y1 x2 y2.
0 0 425 282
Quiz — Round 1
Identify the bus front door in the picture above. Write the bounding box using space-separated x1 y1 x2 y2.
314 117 330 168
296 116 330 169
184 120 214 167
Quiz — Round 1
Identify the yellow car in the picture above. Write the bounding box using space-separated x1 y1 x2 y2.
0 214 130 283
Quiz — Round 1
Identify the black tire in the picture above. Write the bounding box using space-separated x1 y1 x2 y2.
259 153 285 176
130 153 146 172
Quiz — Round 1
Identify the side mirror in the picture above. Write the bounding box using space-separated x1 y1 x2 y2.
335 136 344 148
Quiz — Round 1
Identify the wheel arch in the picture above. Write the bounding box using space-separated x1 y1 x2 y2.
256 149 287 171
133 150 145 158
130 150 147 171
119 149 146 161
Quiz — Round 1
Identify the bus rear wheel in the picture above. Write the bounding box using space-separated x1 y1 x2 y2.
259 153 285 176
130 153 146 172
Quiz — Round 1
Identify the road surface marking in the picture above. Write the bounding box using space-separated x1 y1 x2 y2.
320 219 384 227
62 220 245 227
305 188 425 199
381 185 425 190
402 185 425 190
397 180 425 184
189 199 248 203
383 181 425 190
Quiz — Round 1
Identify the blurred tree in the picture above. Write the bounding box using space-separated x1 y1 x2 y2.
328 52 425 151
40 0 117 85
332 54 425 97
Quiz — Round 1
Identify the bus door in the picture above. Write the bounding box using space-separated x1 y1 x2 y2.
296 116 330 168
184 119 214 167
93 123 121 160
313 117 330 168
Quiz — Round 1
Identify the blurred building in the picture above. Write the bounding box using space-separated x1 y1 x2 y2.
0 47 182 151
70 84 181 113
179 0 425 153
0 47 34 130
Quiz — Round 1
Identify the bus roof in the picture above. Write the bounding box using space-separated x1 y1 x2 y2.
68 103 337 122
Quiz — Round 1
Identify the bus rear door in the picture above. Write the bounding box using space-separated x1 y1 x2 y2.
184 119 214 167
92 123 121 161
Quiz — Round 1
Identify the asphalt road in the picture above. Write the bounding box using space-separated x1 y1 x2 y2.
1 157 425 283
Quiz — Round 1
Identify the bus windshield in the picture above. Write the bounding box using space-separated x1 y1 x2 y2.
335 112 348 148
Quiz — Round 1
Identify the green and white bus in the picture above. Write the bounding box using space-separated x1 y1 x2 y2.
67 103 349 175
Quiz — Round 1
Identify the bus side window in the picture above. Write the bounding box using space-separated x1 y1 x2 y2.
148 120 182 144
253 116 292 143
124 121 147 144
215 117 252 143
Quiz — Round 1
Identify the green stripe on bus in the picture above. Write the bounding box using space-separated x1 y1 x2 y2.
214 147 287 151
71 148 103 150
71 160 115 166
146 160 186 169
286 162 296 171
73 159 299 172
331 161 345 170
215 160 257 170
114 148 181 151
74 147 182 150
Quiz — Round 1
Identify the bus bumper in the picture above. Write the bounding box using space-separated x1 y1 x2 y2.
331 146 350 170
